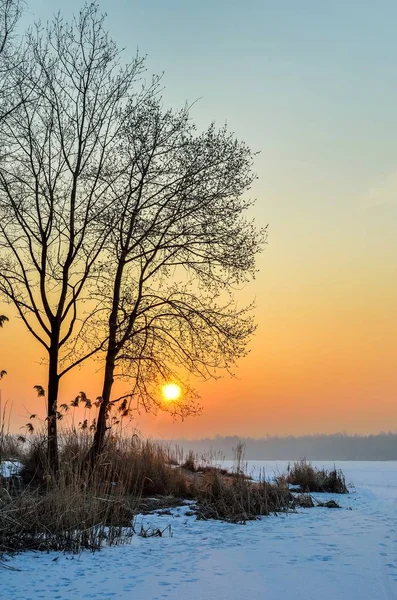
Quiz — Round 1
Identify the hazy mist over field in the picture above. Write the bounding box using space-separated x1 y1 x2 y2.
166 433 397 461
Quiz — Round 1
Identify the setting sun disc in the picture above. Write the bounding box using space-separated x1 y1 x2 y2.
162 383 181 402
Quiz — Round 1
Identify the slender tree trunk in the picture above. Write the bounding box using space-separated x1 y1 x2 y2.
47 333 60 475
90 259 125 464
90 350 116 461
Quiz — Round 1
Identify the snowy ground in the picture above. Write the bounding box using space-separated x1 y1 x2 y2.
1 461 397 600
0 460 23 478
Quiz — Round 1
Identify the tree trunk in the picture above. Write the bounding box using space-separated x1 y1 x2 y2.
90 350 116 462
47 337 60 475
90 258 125 465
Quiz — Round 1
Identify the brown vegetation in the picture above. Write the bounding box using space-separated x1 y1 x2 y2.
0 431 189 554
284 459 348 494
193 469 293 524
0 434 349 555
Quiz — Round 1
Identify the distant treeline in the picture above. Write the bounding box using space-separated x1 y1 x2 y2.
164 433 397 461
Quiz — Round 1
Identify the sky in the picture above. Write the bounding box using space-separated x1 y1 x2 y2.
1 0 397 439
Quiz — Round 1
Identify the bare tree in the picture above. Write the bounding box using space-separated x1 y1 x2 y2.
0 2 264 469
88 97 264 459
0 3 146 471
0 0 24 120
0 0 22 54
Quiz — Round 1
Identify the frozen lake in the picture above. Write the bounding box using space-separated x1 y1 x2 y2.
2 461 397 600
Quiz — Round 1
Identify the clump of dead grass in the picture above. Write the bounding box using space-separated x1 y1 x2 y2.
286 459 348 493
0 479 136 553
0 432 350 554
0 430 193 555
193 468 293 523
188 444 294 523
181 450 197 472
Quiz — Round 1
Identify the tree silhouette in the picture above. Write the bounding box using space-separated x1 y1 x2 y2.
0 4 146 471
0 3 264 469
0 0 25 122
88 97 264 458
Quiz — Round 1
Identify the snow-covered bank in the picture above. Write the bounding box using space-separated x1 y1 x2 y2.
1 461 397 600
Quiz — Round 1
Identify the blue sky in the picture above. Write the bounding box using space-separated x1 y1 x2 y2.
24 1 397 204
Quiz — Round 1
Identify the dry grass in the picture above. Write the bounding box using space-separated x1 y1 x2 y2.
17 432 190 497
0 433 349 554
0 432 23 462
0 430 192 555
0 433 137 554
193 469 293 523
189 444 294 523
0 480 136 553
285 459 348 493
180 450 197 472
0 401 24 464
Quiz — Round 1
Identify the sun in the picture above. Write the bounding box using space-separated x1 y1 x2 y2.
162 383 181 402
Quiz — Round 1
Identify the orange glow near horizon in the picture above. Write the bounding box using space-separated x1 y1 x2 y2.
1 134 397 441
2 243 397 441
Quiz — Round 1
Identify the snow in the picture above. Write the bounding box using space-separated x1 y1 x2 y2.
0 460 22 478
1 461 397 599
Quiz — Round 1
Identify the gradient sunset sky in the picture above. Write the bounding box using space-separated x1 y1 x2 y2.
2 0 397 439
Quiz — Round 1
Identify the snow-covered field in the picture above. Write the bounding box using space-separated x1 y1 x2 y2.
1 461 397 600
